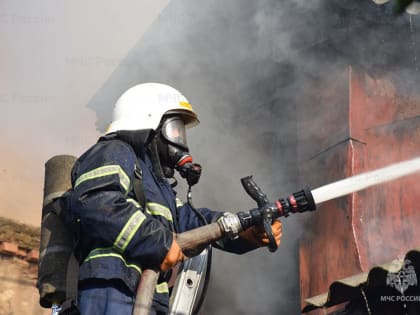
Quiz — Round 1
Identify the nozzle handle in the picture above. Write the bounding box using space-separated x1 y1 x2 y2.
262 209 278 252
241 176 270 208
241 176 279 252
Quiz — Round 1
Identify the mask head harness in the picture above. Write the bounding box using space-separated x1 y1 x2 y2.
156 115 202 186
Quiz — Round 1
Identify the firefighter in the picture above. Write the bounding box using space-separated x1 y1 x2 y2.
69 82 283 315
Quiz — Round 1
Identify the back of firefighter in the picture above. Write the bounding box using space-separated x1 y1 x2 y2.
69 83 283 314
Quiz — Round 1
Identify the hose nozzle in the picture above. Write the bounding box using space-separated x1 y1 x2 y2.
276 187 316 217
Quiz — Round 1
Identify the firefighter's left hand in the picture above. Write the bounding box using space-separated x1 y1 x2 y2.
239 220 282 248
160 237 186 272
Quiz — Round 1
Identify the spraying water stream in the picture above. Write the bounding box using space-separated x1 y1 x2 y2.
311 157 420 205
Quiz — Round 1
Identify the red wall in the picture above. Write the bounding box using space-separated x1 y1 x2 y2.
298 67 420 312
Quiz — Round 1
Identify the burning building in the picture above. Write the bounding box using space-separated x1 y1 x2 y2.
299 67 420 314
296 2 420 314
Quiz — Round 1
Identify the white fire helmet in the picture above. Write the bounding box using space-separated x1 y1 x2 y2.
106 83 199 134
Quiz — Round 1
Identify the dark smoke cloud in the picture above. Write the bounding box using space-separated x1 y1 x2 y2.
87 0 420 313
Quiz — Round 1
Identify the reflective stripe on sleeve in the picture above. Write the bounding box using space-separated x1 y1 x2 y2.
113 211 146 252
146 202 173 222
84 247 142 274
74 165 131 192
155 282 169 294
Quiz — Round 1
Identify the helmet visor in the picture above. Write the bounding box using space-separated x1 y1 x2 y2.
161 117 188 149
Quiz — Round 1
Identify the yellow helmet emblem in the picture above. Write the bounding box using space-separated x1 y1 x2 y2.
179 101 193 110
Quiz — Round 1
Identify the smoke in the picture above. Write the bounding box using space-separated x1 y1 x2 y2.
85 0 420 314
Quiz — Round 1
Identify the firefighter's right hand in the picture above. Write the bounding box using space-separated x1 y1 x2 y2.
239 220 282 248
160 238 186 272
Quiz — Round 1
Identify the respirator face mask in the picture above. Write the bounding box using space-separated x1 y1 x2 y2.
157 116 201 186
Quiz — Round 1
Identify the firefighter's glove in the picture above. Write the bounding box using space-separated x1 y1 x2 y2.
239 220 282 248
160 237 186 272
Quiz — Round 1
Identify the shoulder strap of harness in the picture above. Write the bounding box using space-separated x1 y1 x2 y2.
133 159 146 210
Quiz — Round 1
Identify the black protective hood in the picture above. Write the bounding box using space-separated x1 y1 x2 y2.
100 129 155 158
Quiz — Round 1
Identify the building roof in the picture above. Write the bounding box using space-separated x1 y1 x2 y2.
302 248 420 313
0 216 40 263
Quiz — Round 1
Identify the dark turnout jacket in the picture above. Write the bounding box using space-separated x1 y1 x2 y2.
69 137 255 312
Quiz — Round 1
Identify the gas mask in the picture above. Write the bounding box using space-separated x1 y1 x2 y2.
157 116 202 186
